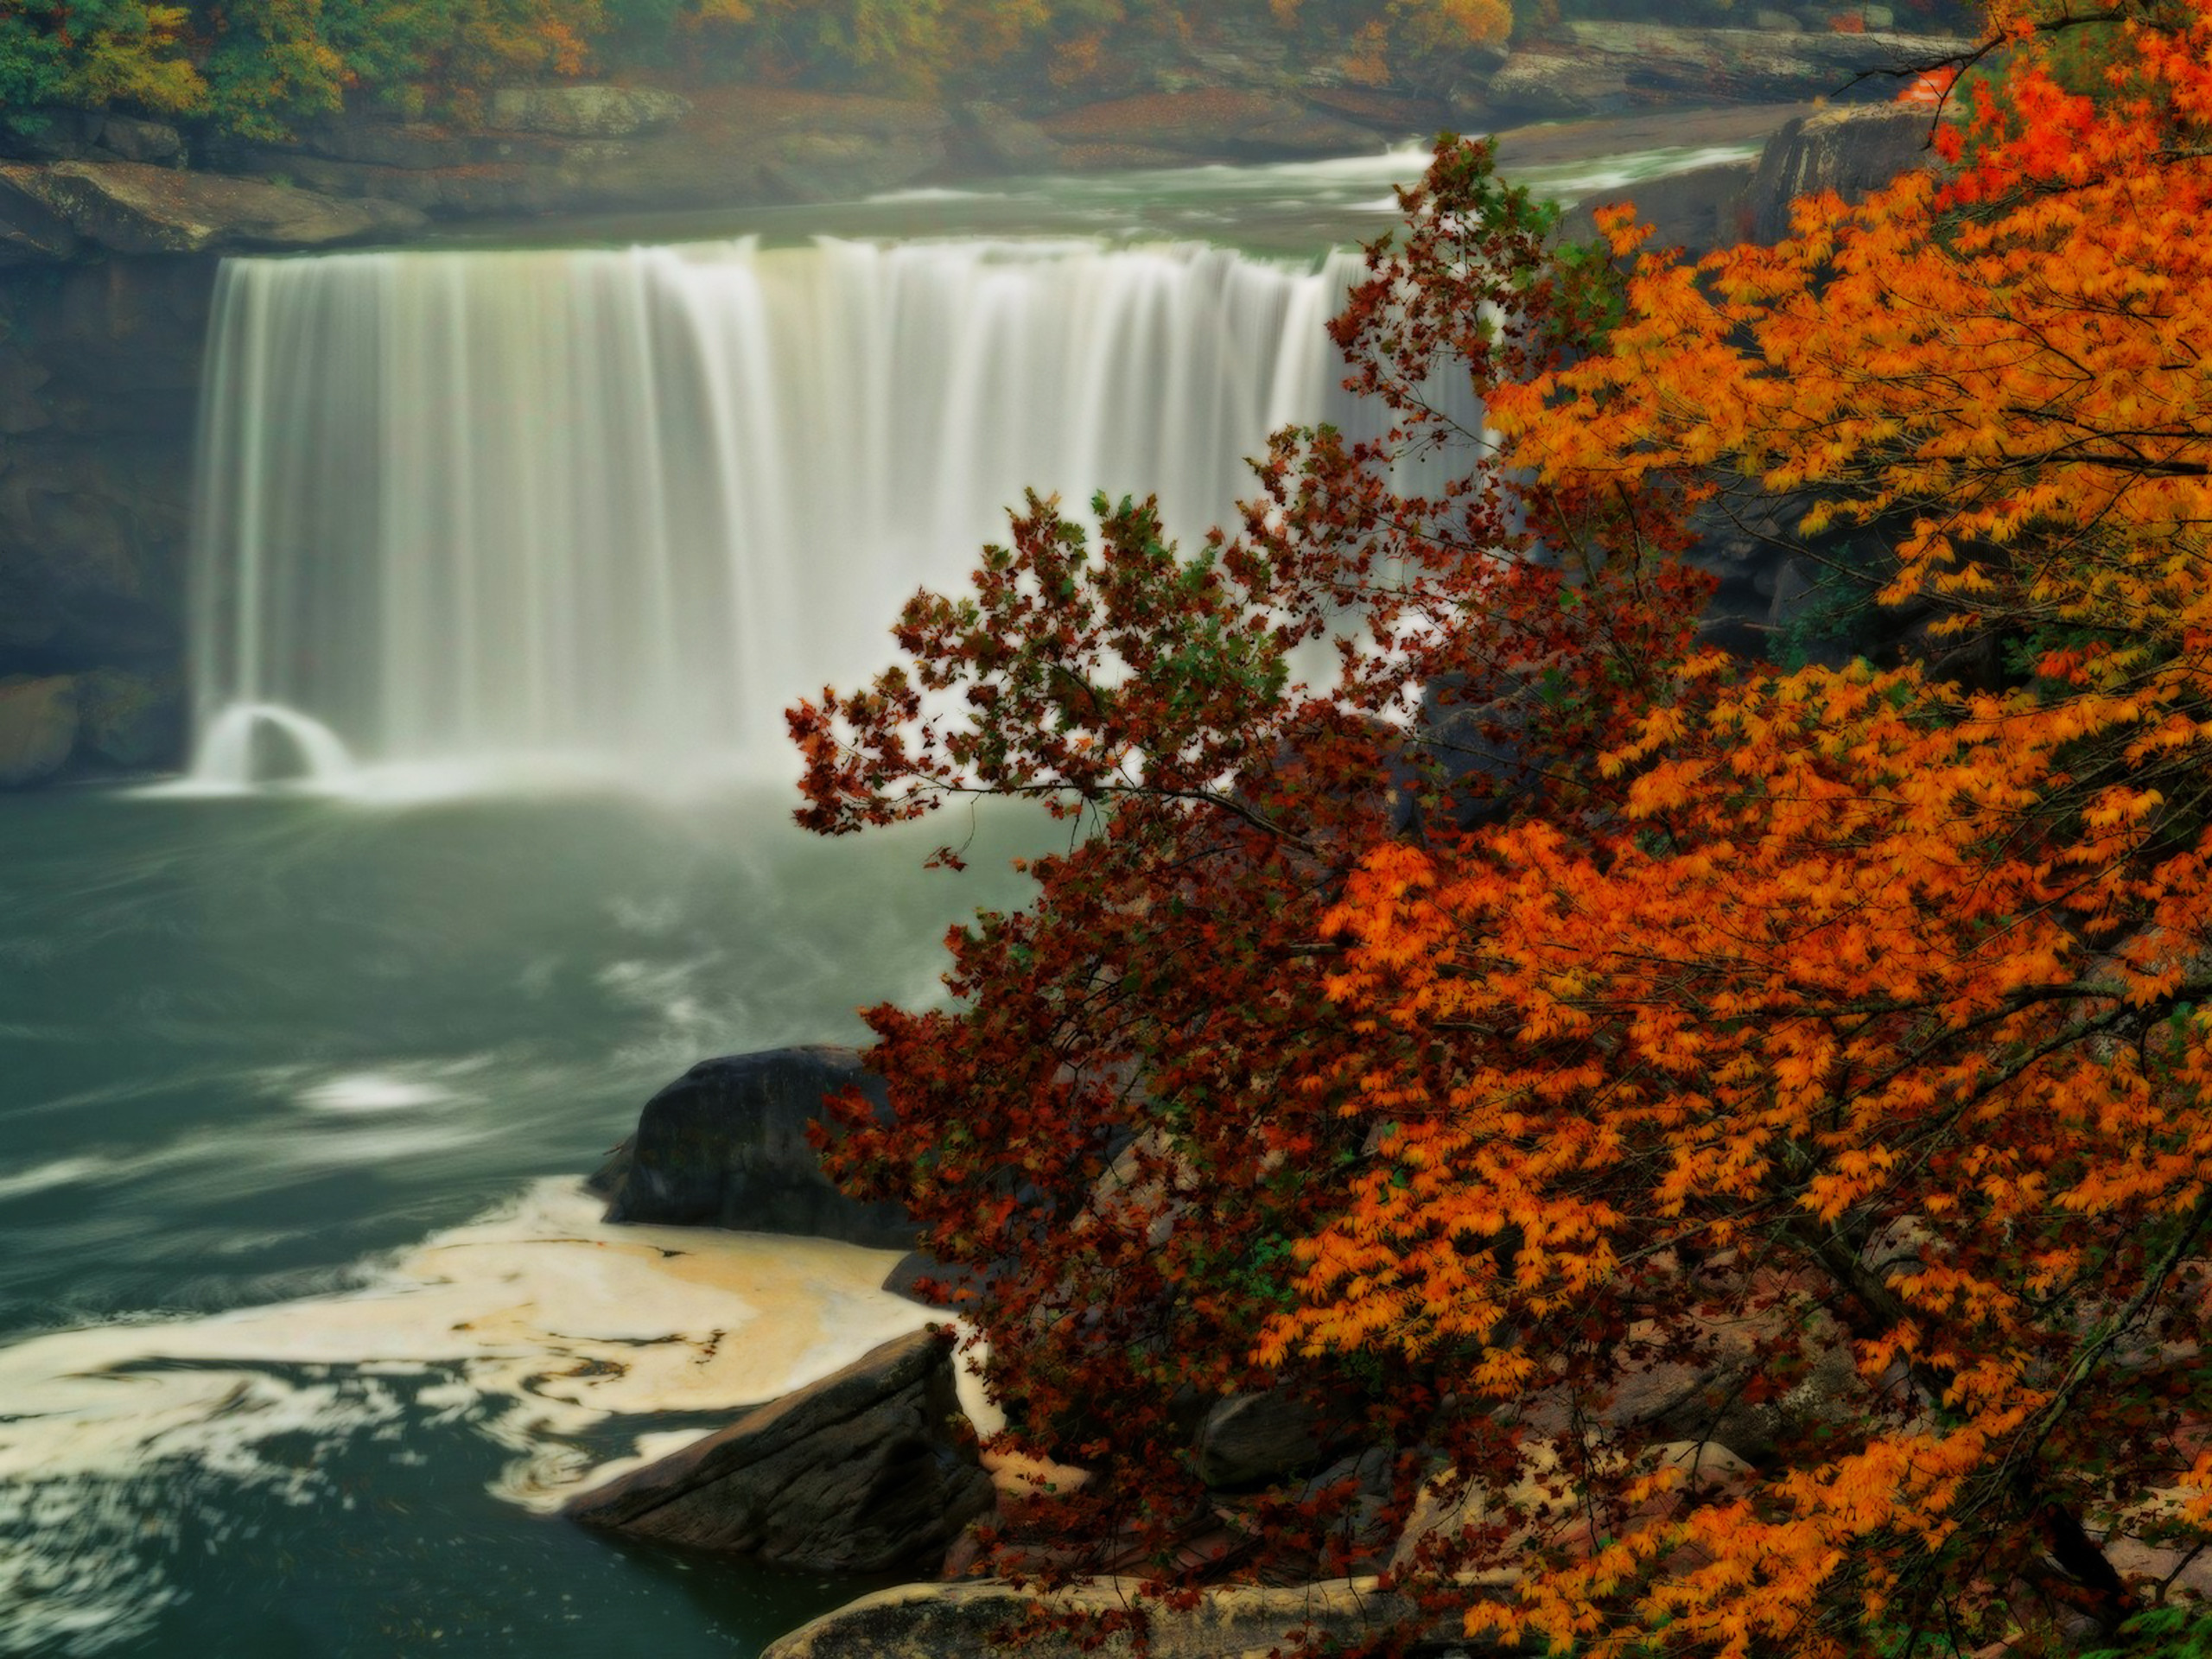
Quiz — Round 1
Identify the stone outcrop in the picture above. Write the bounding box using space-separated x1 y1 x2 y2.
758 1575 1525 1659
1558 102 1943 261
1747 101 1939 241
0 161 423 259
199 89 957 217
591 1046 915 1249
1488 23 1977 119
567 1327 993 1573
1040 90 1377 161
486 85 692 137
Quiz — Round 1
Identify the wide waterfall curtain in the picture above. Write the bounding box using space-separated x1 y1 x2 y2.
189 238 1370 787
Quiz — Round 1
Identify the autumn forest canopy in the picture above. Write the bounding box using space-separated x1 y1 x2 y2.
779 0 2212 1652
0 0 1516 138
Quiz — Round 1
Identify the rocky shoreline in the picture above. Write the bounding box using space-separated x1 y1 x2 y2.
569 1042 2212 1658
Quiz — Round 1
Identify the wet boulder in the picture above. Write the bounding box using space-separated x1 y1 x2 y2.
566 1327 992 1573
591 1046 914 1249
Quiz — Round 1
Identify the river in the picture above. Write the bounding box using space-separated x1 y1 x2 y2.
0 127 1760 1656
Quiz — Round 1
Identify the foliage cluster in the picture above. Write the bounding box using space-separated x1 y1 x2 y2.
0 0 1508 141
791 0 2212 1653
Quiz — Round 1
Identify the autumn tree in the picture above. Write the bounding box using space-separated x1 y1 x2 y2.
0 1 204 121
795 2 2212 1654
792 140 1710 1628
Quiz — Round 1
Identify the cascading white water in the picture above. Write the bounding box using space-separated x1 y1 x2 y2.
188 236 1369 791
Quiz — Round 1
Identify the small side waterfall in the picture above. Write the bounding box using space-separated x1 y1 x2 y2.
188 237 1368 791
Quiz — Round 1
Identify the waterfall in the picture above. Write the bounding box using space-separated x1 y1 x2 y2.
188 236 1369 791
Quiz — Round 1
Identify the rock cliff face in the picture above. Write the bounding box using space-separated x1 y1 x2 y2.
0 253 216 781
1476 22 1974 123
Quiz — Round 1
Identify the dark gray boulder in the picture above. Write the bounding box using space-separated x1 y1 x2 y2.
1390 680 1545 836
591 1046 915 1249
566 1327 992 1574
1192 1388 1336 1491
95 117 182 165
880 1249 995 1308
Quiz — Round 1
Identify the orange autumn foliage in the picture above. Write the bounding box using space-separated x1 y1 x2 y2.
1263 2 2212 1652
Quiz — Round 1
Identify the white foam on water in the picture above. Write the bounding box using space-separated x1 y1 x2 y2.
294 1072 457 1113
0 1156 116 1202
0 1179 938 1652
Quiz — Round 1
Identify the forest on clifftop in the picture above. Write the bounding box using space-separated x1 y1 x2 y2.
0 0 1978 141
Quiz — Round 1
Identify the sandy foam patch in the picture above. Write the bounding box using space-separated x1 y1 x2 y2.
0 1178 934 1504
0 1178 938 1652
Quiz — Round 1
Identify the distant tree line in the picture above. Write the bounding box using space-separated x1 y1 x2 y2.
0 0 1512 142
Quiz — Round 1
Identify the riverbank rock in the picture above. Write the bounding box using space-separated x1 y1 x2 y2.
0 161 423 258
567 1327 991 1573
954 103 1065 174
1042 90 1376 161
759 1575 1497 1659
1486 24 1974 119
486 86 692 138
591 1046 914 1249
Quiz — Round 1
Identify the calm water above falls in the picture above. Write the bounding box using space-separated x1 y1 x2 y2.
3 137 1756 1658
